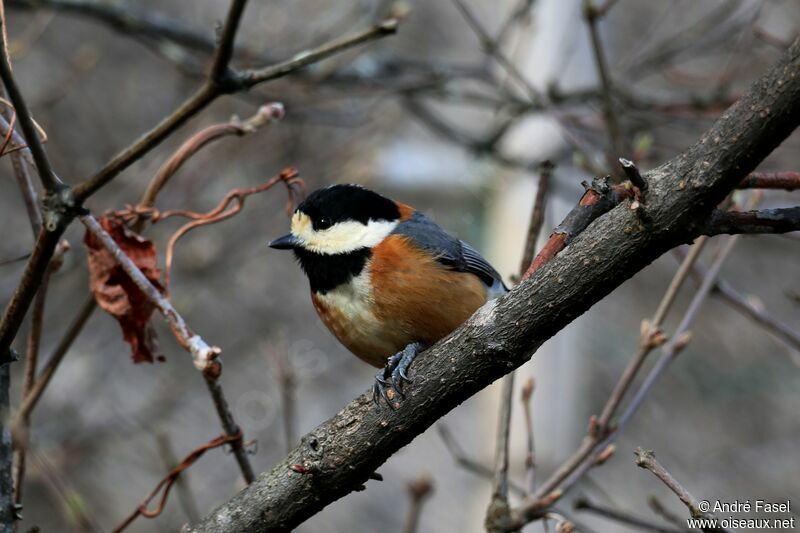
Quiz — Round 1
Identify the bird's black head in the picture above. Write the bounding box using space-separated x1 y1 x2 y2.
268 184 403 293
297 184 401 230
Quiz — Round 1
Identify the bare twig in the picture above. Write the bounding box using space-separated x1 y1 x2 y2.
450 0 540 103
113 432 244 533
231 19 398 90
673 246 800 353
488 162 554 526
739 171 800 190
72 16 397 203
519 161 554 274
13 241 67 505
402 473 434 533
17 295 95 421
202 376 255 484
619 158 648 196
0 366 12 529
701 207 800 236
614 236 739 433
154 429 201 524
520 377 536 493
0 6 71 365
634 448 729 532
0 9 61 193
437 425 525 497
487 373 515 524
141 103 285 208
267 345 297 455
8 0 223 54
505 236 712 529
79 214 258 482
209 0 248 83
507 238 738 528
574 496 687 533
522 177 634 280
585 0 625 175
80 214 221 372
596 237 707 432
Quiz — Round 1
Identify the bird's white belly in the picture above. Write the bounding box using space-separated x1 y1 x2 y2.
314 271 380 336
311 269 402 366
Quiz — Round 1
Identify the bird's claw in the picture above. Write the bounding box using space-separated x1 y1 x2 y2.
372 342 424 408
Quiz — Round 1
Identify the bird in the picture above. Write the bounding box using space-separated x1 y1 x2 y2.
269 184 507 406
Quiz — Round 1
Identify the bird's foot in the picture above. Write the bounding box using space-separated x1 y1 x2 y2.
372 342 425 408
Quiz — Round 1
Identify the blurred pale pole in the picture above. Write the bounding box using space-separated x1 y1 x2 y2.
483 0 597 527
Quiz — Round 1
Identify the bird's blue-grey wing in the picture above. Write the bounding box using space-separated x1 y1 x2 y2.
391 211 508 294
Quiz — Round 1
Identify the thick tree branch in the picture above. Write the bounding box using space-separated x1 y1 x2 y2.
193 38 800 533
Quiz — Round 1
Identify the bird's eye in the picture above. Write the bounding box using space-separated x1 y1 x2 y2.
316 216 332 230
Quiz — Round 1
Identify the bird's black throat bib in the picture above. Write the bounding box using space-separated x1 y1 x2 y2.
293 247 372 294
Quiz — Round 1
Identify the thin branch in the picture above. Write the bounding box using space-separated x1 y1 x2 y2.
72 16 397 201
402 473 434 533
80 214 221 371
208 0 248 83
141 103 285 208
267 344 297 455
13 241 67 505
450 0 540 103
487 373 514 522
113 432 244 533
613 237 739 434
700 207 800 236
154 429 201 524
520 377 536 493
17 295 95 421
0 9 61 193
505 236 734 530
203 375 255 484
595 236 707 432
0 365 12 529
574 496 687 533
0 230 63 363
489 161 554 525
739 171 800 190
673 246 800 353
519 161 554 274
8 0 222 54
634 448 729 532
81 213 256 483
231 19 398 90
437 425 526 497
522 177 634 280
585 0 625 175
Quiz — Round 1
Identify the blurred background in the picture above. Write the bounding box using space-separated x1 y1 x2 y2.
1 0 799 531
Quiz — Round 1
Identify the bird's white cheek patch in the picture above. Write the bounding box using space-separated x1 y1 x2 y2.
291 212 397 255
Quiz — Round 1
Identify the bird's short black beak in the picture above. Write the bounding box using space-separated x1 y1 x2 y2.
268 234 301 250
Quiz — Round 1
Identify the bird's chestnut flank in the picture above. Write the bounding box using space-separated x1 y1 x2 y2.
269 184 507 407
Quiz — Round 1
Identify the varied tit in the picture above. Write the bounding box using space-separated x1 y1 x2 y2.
269 184 507 406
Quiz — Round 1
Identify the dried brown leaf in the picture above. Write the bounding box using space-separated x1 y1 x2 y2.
84 216 164 363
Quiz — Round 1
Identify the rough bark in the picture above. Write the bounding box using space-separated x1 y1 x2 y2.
193 38 800 532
